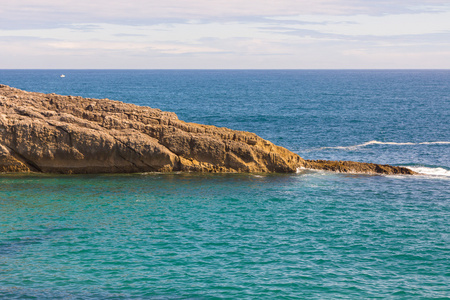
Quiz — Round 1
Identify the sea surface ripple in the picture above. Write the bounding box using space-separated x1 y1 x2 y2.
0 70 449 298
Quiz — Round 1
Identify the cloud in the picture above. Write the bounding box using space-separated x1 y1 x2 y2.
1 0 449 30
46 39 225 55
2 33 450 69
1 1 450 68
114 33 148 37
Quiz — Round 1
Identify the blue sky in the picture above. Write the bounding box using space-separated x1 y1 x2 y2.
1 0 449 69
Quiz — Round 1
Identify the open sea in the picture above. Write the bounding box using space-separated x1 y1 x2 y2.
0 70 449 299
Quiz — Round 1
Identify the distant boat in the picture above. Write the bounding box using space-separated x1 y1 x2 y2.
60 74 65 78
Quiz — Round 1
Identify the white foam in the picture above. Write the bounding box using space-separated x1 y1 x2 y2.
296 167 326 175
316 140 450 151
404 166 450 178
296 167 305 173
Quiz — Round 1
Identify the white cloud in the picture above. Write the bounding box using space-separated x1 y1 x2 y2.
2 0 450 30
1 0 450 68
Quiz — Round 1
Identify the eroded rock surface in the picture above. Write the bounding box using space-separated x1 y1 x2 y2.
0 85 415 175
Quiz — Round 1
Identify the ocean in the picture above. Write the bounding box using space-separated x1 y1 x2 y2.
0 70 449 299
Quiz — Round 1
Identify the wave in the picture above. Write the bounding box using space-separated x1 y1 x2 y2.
403 166 450 178
316 140 450 151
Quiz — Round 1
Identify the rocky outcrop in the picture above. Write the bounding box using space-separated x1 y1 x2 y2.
303 160 416 175
0 84 416 175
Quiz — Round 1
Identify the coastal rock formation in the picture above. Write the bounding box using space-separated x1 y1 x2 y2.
0 84 415 175
303 160 415 175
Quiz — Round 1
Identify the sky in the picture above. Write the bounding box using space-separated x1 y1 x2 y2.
1 0 450 69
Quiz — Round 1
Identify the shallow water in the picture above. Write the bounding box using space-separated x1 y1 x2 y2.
0 70 449 298
1 172 449 299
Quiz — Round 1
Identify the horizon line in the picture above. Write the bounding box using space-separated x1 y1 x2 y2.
1 68 450 71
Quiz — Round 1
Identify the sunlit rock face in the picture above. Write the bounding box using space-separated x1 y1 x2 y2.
0 85 415 175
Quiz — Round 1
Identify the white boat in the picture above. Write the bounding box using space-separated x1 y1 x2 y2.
60 74 65 78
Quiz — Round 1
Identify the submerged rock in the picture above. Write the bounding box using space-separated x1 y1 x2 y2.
0 84 415 175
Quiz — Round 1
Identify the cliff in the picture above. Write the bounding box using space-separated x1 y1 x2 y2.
0 85 415 175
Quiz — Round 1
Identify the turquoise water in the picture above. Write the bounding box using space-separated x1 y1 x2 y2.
0 70 449 298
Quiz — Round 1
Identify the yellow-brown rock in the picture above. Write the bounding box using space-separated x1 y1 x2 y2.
0 85 416 175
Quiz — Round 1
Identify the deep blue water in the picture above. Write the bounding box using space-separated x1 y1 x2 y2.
0 70 449 299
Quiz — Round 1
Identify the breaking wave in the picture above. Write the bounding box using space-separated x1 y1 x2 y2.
403 166 450 179
316 140 450 151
